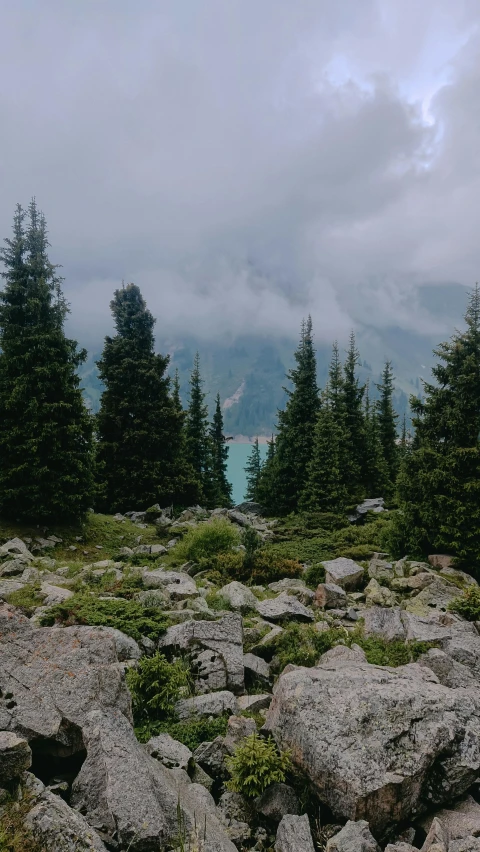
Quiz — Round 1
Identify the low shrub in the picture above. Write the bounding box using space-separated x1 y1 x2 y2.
226 733 291 799
175 519 241 562
126 652 191 722
449 586 480 621
240 551 303 585
257 622 346 671
304 563 326 588
353 633 434 667
6 583 45 616
39 593 168 642
204 591 234 612
134 715 230 750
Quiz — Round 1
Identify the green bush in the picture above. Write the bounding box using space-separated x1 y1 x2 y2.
226 734 291 799
353 633 434 667
204 591 234 612
175 519 241 562
449 586 480 621
240 550 303 585
39 593 168 642
126 652 190 722
6 583 45 616
304 563 326 588
257 622 346 672
135 715 230 750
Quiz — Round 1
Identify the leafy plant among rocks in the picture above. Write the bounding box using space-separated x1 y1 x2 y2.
39 593 168 641
226 733 291 799
174 518 241 562
126 652 191 722
449 586 480 621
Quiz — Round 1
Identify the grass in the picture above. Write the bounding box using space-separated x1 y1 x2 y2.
134 715 230 750
39 592 169 642
0 793 43 852
5 583 45 616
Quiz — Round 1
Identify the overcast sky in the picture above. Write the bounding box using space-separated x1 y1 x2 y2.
1 1 479 345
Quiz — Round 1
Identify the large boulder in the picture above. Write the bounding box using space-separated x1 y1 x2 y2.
254 782 299 822
315 583 347 610
218 581 258 611
326 820 381 852
0 731 31 783
256 593 314 623
159 614 244 694
263 651 480 836
276 813 315 852
142 568 198 599
0 603 236 852
23 774 108 851
146 733 192 770
322 558 364 591
175 691 238 720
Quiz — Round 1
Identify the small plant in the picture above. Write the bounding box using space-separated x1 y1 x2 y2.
242 525 262 569
449 586 480 621
204 591 233 612
39 593 168 642
134 715 230 750
126 652 191 722
261 623 346 672
304 563 326 588
175 519 240 562
0 792 43 852
353 633 434 667
226 733 291 799
239 550 303 585
6 583 45 616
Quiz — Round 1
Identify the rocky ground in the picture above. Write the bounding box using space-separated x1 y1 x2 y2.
1 500 480 851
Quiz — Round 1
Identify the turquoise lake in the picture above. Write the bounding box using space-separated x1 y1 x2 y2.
226 443 268 505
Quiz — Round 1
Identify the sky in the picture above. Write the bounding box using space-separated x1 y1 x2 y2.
1 0 479 345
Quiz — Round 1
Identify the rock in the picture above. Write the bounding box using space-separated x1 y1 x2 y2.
159 614 244 694
0 732 32 782
235 501 263 515
227 509 251 526
93 627 142 662
391 573 436 591
150 544 168 555
155 515 173 529
0 537 34 559
263 652 480 836
365 578 399 607
0 556 30 576
175 690 238 720
403 578 459 615
255 783 299 822
217 790 252 845
368 558 394 582
419 795 480 844
224 715 257 752
439 566 477 587
219 581 258 611
40 582 74 606
349 498 385 523
142 569 198 599
236 693 272 712
256 593 314 623
244 652 271 681
315 583 347 609
24 777 108 851
418 648 476 688
428 554 454 570
269 579 315 605
146 733 192 770
190 763 214 791
0 604 236 852
193 737 229 778
319 644 367 665
346 607 359 621
276 813 315 852
384 845 417 852
421 816 449 851
401 611 453 644
322 558 364 591
118 546 134 557
0 578 26 598
325 820 381 851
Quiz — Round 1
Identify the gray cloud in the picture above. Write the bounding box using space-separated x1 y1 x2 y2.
1 1 479 346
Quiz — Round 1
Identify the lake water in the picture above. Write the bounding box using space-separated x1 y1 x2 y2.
226 443 268 505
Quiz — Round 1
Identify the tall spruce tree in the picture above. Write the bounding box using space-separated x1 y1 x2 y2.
96 283 184 512
185 353 211 502
300 388 348 513
170 368 202 507
245 438 262 501
341 332 366 501
394 286 480 565
363 381 389 497
0 201 93 521
209 393 233 507
267 316 319 514
256 434 276 510
375 361 398 489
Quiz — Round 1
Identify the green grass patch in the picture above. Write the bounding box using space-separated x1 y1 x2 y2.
39 592 168 642
449 586 480 621
0 792 43 852
5 583 45 616
134 715 230 750
352 631 435 667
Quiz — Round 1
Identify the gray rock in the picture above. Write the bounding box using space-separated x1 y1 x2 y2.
0 556 30 576
224 715 257 752
418 648 476 688
40 582 74 606
403 578 459 615
268 579 315 605
319 644 367 666
256 593 314 622
143 569 198 599
175 690 238 720
235 501 263 515
237 693 272 712
384 845 418 852
322 558 364 591
219 581 258 611
244 652 271 681
193 736 229 778
419 794 480 843
368 558 394 583
0 578 26 598
325 820 381 851
227 509 251 526
391 573 436 591
146 733 192 770
0 732 32 783
0 537 34 559
255 782 299 822
217 790 252 845
364 578 399 607
160 613 244 694
421 816 448 851
401 611 453 644
428 554 454 570
315 583 347 609
150 544 168 555
276 813 315 852
190 762 214 791
264 652 480 835
24 779 108 851
439 566 478 587
93 627 142 662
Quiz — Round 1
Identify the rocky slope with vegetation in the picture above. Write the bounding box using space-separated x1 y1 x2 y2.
2 501 480 852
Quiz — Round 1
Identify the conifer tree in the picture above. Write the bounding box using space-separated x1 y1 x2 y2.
267 317 319 514
0 201 94 521
96 283 186 511
185 353 211 502
170 368 202 507
393 286 480 565
376 361 398 488
300 389 348 513
341 332 366 501
245 438 262 501
327 341 344 414
256 434 276 509
209 393 233 507
363 382 389 497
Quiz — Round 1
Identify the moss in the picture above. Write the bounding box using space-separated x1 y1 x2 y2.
39 592 168 642
5 583 45 616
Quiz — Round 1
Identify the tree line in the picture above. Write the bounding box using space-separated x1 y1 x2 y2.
0 202 231 521
244 317 400 515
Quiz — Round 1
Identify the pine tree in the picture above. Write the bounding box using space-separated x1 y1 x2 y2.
363 382 389 497
268 317 319 514
393 286 480 565
300 389 348 513
209 393 233 507
341 331 366 501
245 438 262 501
96 283 186 512
376 361 399 489
170 368 202 507
256 434 276 509
0 201 94 521
185 353 211 503
327 341 344 414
